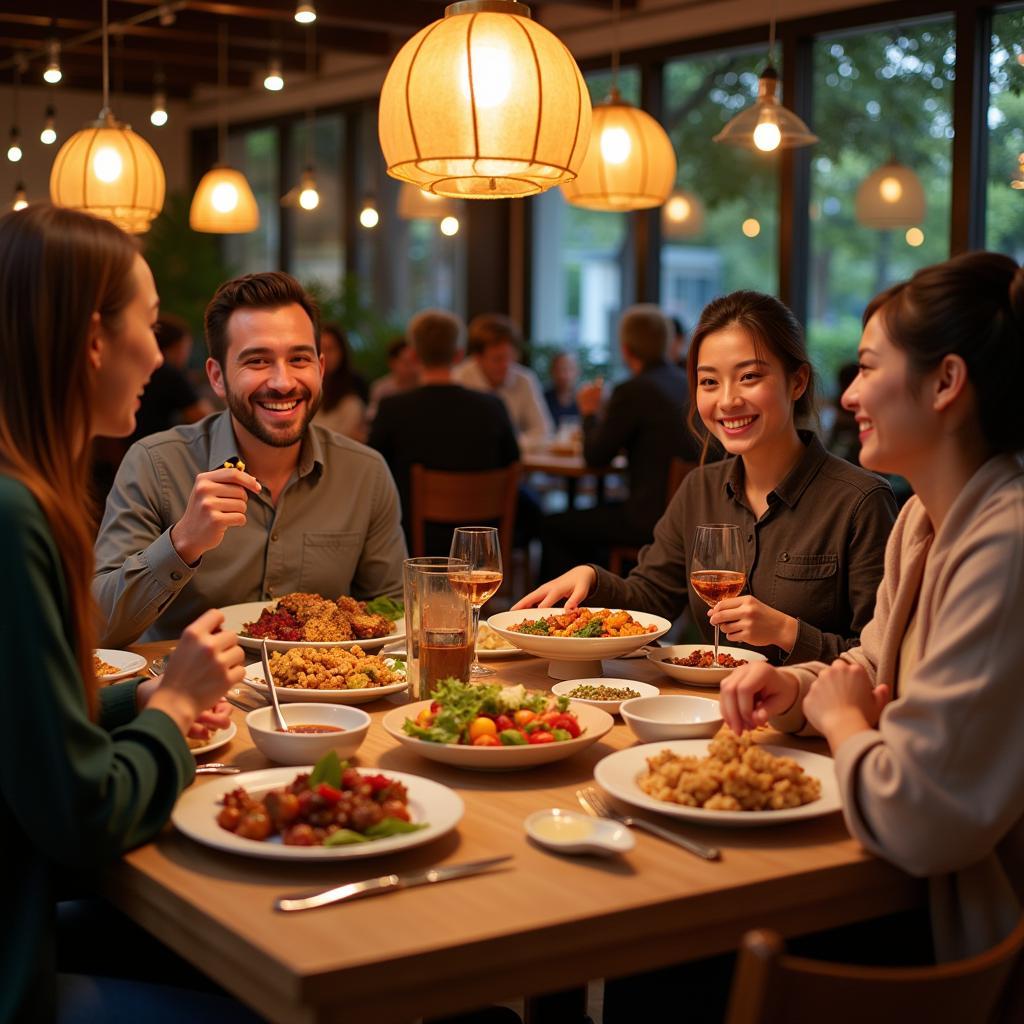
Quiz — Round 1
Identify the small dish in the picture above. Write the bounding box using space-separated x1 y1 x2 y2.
188 721 237 758
552 678 660 716
620 695 723 743
94 648 148 682
646 644 767 687
524 808 634 857
246 703 371 765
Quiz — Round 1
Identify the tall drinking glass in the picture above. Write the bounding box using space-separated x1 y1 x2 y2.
690 524 746 664
449 527 503 678
403 556 472 701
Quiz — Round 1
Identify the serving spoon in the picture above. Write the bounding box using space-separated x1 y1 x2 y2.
261 639 289 733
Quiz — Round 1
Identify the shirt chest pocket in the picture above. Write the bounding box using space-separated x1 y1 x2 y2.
299 531 363 594
770 552 839 618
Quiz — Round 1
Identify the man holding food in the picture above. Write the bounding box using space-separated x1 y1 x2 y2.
94 271 406 645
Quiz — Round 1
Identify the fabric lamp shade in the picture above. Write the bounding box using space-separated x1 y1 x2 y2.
855 161 925 228
661 188 705 238
378 0 592 199
398 182 455 219
560 92 676 211
49 112 165 234
189 165 260 233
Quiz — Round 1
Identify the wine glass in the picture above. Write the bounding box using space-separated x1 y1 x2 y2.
690 524 746 664
449 527 503 678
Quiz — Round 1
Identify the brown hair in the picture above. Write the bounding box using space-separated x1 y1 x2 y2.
320 323 359 412
204 271 320 365
408 309 464 368
687 290 816 458
620 304 670 368
155 312 190 352
0 204 139 715
467 312 521 357
863 252 1024 454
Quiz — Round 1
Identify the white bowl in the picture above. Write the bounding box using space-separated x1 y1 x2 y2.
245 703 371 765
381 700 614 771
487 608 671 679
619 695 723 743
646 644 767 687
551 678 661 716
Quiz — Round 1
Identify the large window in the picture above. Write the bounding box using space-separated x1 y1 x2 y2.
987 5 1024 258
531 68 640 371
224 125 280 274
660 47 781 331
806 19 955 389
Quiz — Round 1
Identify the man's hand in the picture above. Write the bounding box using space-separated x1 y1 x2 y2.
169 467 261 566
575 380 604 418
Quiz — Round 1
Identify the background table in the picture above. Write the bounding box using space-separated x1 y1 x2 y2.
108 643 923 1024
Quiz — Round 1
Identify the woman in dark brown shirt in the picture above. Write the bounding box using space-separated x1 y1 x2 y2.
518 291 897 665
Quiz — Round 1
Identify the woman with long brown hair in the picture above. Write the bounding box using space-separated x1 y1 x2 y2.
0 205 246 1021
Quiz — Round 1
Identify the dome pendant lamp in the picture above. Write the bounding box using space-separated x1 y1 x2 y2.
712 0 817 152
49 1 166 233
378 0 592 199
189 24 259 233
855 160 925 228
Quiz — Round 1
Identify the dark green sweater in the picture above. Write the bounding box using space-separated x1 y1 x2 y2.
0 476 194 1022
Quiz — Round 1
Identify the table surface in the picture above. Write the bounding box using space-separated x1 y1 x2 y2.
521 447 626 478
110 641 922 1024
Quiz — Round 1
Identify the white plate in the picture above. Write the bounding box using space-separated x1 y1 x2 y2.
188 721 237 758
382 700 614 771
220 601 406 653
594 740 840 828
172 766 463 861
646 644 768 687
551 678 661 716
95 648 148 682
243 660 408 705
475 624 530 659
486 609 672 663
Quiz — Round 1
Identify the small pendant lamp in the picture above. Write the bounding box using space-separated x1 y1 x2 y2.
49 2 166 234
662 188 705 238
855 160 925 229
378 0 592 199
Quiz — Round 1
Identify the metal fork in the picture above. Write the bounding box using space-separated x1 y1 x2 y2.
576 786 720 861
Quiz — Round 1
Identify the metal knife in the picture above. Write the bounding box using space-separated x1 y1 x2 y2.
275 855 512 912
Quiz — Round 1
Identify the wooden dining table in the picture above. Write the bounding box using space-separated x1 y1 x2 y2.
520 447 626 508
110 640 923 1024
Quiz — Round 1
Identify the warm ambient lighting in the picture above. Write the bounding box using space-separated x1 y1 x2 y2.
440 215 459 236
742 218 761 238
151 89 168 127
190 166 260 232
43 39 62 84
7 127 22 163
378 0 592 199
294 2 316 23
855 161 925 229
359 198 379 228
40 105 57 144
50 111 166 233
264 58 284 91
561 89 676 211
662 189 705 239
1012 153 1024 190
12 183 27 211
397 182 454 220
714 67 817 152
298 168 320 210
905 227 924 247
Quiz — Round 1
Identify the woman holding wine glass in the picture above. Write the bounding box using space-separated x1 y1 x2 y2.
450 526 503 677
517 290 898 667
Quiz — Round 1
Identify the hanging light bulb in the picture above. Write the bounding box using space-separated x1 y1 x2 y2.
297 167 320 210
43 38 62 84
378 0 592 199
7 126 22 162
714 65 817 151
294 2 316 23
662 188 705 239
264 57 284 91
12 182 27 211
905 227 924 247
40 104 57 144
855 160 925 228
190 25 259 233
359 197 380 229
151 88 168 127
742 218 761 238
439 215 460 236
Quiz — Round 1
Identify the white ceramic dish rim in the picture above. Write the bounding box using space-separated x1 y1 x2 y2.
189 721 237 758
243 660 408 704
618 693 724 726
95 648 148 682
551 678 661 714
524 808 635 855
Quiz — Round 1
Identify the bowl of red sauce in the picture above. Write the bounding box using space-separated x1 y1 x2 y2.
245 703 371 765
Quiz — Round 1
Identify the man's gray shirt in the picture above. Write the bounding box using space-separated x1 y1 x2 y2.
94 412 407 645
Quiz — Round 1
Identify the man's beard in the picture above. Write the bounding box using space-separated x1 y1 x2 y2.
225 382 321 448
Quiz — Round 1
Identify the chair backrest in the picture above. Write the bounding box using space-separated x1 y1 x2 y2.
667 457 697 506
409 463 520 570
725 918 1024 1024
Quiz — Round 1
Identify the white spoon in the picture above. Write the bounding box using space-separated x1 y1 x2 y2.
524 808 635 857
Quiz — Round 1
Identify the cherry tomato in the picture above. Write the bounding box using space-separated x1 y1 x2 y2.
552 713 581 738
468 717 498 741
472 734 502 747
513 709 536 727
528 730 556 745
316 783 343 804
495 714 515 732
538 710 561 727
416 708 434 727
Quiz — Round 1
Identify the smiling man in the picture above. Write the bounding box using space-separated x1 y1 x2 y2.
94 272 406 645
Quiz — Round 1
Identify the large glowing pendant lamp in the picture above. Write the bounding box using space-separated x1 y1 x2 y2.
378 0 592 199
855 161 925 228
49 1 165 233
662 188 705 238
189 24 259 233
560 88 676 211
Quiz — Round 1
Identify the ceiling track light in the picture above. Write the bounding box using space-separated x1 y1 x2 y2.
264 56 284 91
40 104 57 145
294 3 317 24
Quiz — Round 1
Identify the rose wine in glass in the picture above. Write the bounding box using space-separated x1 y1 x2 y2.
691 524 746 664
449 527 503 677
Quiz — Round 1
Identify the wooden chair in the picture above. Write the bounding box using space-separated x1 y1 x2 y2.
607 457 698 576
724 917 1024 1024
409 463 520 576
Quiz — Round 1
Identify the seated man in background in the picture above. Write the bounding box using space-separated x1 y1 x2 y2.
369 309 519 554
94 271 406 646
454 313 552 450
368 336 420 420
543 351 580 430
541 304 701 579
